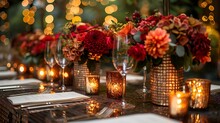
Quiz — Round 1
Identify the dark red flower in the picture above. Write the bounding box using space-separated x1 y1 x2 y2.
84 30 109 55
77 24 90 33
128 43 146 61
190 33 211 63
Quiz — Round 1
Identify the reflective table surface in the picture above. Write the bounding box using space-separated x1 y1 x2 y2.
0 82 220 123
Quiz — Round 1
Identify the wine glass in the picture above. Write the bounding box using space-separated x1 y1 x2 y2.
54 39 69 91
112 34 135 109
44 41 56 86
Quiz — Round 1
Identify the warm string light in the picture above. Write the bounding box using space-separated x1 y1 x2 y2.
0 0 9 44
22 7 36 25
66 0 83 22
44 0 55 34
199 0 215 25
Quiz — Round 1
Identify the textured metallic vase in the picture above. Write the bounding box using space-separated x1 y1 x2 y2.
73 62 100 91
150 55 184 106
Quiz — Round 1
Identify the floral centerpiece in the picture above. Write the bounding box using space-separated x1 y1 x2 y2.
12 30 56 65
112 11 211 72
60 22 114 72
111 11 211 106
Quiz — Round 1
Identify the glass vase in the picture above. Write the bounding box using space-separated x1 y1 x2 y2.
150 54 184 106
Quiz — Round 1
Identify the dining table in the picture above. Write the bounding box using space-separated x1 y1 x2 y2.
0 72 220 123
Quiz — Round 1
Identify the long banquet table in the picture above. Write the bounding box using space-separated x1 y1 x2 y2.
0 80 220 123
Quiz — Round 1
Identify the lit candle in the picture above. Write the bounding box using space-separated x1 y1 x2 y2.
106 71 123 99
169 91 190 117
185 78 210 109
85 75 99 94
18 64 27 74
37 68 46 80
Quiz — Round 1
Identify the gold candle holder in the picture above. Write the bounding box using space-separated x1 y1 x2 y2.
106 71 123 99
185 78 211 109
85 75 100 94
169 91 190 117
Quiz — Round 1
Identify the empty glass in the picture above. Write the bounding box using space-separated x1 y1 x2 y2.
54 39 69 91
44 41 56 86
112 34 135 109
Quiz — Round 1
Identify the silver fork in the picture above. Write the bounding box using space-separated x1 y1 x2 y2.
95 107 114 118
68 107 114 121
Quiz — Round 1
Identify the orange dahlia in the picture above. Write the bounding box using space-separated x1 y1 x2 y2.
145 28 171 59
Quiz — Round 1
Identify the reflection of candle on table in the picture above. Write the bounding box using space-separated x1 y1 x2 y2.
185 78 210 109
39 83 45 93
85 75 99 94
169 91 189 117
86 100 100 115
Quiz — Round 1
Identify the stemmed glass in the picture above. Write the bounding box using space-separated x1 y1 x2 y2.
54 39 69 91
112 34 135 109
44 41 56 86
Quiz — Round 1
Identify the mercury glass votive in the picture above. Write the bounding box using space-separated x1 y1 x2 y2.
85 75 100 95
106 71 123 99
169 91 190 117
185 78 211 109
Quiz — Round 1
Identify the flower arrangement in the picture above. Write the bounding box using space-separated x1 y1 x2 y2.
12 30 56 65
112 11 211 72
60 22 114 72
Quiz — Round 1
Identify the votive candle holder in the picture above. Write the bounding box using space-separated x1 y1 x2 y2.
106 71 123 99
169 91 190 117
85 75 100 95
185 78 210 109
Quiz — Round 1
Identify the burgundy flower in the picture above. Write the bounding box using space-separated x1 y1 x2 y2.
128 44 146 61
76 23 91 33
84 30 109 56
190 33 211 63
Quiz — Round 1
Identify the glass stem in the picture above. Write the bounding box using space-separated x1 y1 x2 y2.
143 66 147 93
122 74 126 107
50 66 54 86
61 67 66 91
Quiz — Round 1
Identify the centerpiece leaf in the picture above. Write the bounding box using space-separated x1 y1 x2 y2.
171 54 184 69
133 31 142 43
133 59 147 72
176 45 185 57
152 58 162 66
87 59 99 73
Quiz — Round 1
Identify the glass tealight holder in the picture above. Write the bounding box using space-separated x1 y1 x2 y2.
169 91 190 118
85 75 100 95
106 71 123 99
185 78 211 109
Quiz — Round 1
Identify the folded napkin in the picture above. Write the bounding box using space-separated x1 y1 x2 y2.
0 78 42 89
211 84 220 91
70 113 180 123
8 91 90 105
0 70 17 79
0 66 7 71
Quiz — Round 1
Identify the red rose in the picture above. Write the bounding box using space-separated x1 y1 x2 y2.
127 44 146 61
